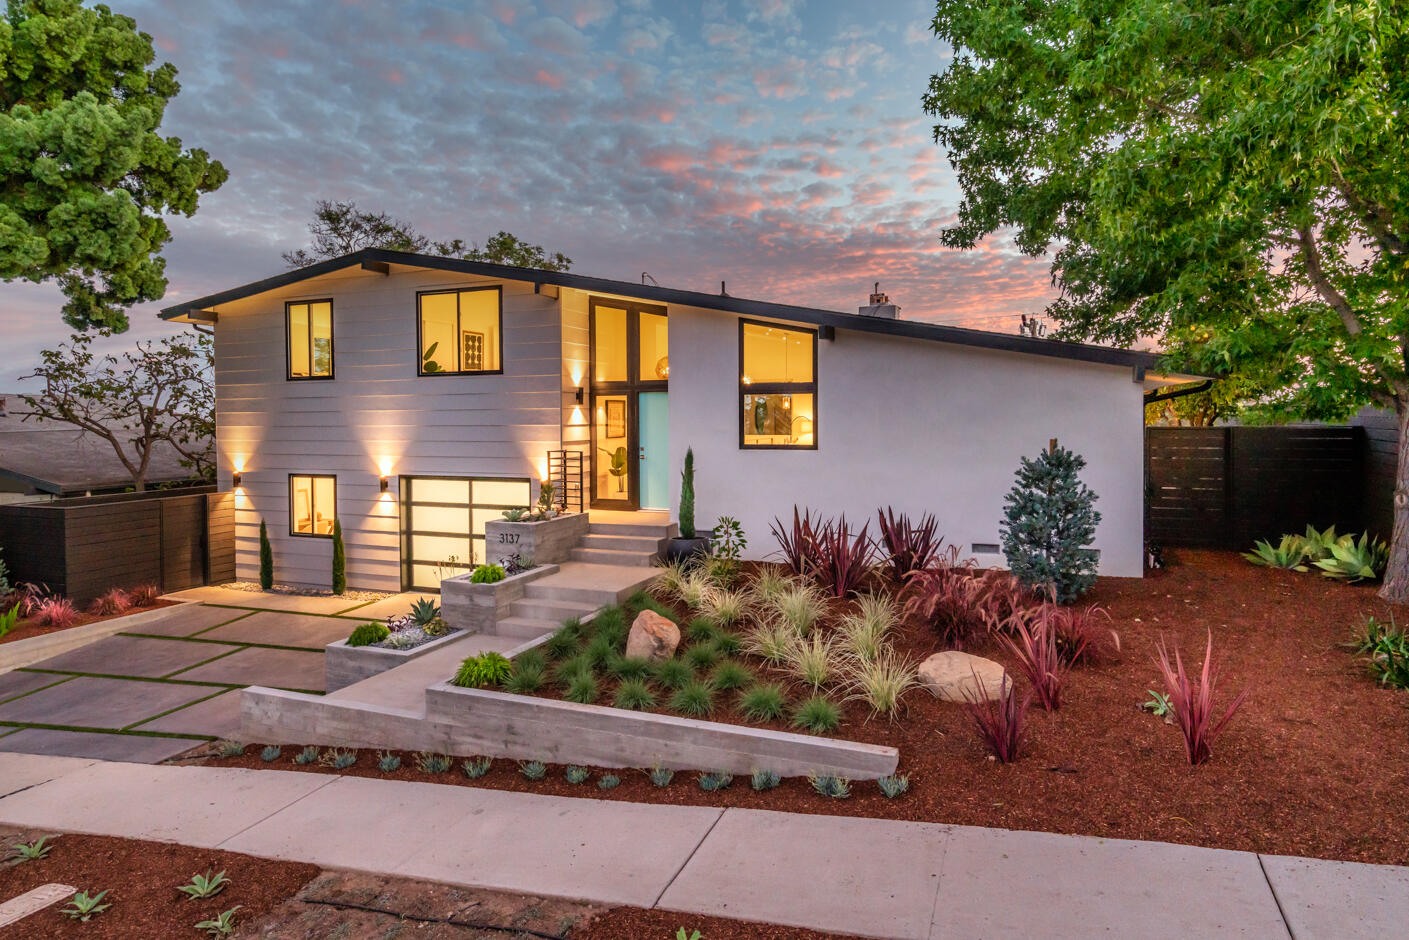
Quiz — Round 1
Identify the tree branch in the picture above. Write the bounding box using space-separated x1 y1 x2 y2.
1296 223 1363 337
1329 158 1406 256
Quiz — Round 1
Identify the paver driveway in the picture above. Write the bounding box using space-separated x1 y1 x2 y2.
0 593 411 764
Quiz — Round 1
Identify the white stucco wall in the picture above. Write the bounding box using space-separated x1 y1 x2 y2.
211 266 562 592
666 305 1146 578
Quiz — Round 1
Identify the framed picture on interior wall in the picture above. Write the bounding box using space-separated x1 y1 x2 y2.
461 331 485 371
606 399 626 438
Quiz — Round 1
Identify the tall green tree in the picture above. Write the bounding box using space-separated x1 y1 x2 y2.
283 199 572 272
0 0 227 331
923 0 1409 600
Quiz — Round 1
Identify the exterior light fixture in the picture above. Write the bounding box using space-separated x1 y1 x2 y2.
380 475 389 493
232 471 242 488
574 386 585 404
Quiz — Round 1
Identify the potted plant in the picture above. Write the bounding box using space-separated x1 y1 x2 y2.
666 447 712 561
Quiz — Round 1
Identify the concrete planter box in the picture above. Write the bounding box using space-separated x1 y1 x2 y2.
324 628 468 693
485 512 589 567
423 683 899 780
440 564 558 636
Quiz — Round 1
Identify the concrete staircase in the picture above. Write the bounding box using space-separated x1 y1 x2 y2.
493 517 676 640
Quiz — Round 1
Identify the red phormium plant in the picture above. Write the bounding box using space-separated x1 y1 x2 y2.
90 588 132 616
36 596 78 628
963 674 1030 763
999 606 1072 711
128 584 162 607
813 514 874 597
6 582 50 619
876 508 943 581
769 507 825 577
1051 603 1120 665
1154 632 1249 765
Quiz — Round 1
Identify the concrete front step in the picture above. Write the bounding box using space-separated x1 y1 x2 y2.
579 533 664 552
570 547 657 567
588 521 678 539
509 596 597 624
523 563 662 606
495 616 561 640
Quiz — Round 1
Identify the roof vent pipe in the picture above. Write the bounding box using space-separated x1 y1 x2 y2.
858 281 900 319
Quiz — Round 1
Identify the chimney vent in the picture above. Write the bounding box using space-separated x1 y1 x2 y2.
858 281 900 319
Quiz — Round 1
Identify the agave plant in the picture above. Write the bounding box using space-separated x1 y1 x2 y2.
1313 533 1389 582
1241 535 1309 571
1299 524 1341 562
409 597 442 626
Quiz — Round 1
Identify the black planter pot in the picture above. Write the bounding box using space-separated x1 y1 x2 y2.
664 536 712 563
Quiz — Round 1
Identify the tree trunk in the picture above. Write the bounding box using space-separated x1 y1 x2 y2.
1379 403 1409 603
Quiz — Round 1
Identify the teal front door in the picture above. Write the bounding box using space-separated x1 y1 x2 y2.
638 392 670 509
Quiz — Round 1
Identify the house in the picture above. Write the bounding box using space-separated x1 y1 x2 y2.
160 248 1192 592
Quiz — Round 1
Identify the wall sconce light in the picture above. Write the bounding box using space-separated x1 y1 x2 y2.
574 386 585 405
380 475 389 493
232 471 242 488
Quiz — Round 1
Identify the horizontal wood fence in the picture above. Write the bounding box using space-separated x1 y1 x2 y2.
0 488 235 605
1145 426 1372 550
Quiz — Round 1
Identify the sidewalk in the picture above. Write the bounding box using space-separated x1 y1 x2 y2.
1 754 1404 939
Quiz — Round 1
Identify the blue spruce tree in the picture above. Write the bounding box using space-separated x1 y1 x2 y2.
999 444 1101 603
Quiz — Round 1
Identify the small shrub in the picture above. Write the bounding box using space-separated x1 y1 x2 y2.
195 906 242 938
62 889 111 922
504 659 546 694
36 596 78 628
901 563 987 650
964 680 1030 763
607 654 652 682
999 444 1101 603
1142 690 1174 718
701 587 749 626
377 751 402 772
331 518 346 594
565 671 600 704
679 446 697 538
518 760 548 780
686 616 718 642
213 740 245 758
877 508 944 580
738 682 787 722
711 660 754 691
259 519 273 590
410 597 442 626
877 774 910 799
564 765 590 784
292 745 319 765
845 652 919 717
462 756 492 778
712 630 744 657
813 515 874 598
347 622 389 647
544 623 582 659
670 679 716 717
178 870 230 900
597 773 621 790
744 622 793 664
319 748 357 770
614 678 656 710
697 771 733 791
1353 616 1409 689
583 633 618 669
676 570 712 609
0 603 17 639
1154 632 1249 765
1314 532 1389 582
653 658 694 690
1000 609 1069 711
838 612 887 663
129 583 162 606
470 564 506 584
782 633 837 689
415 752 452 774
809 773 851 799
89 588 132 616
791 695 841 733
649 765 675 787
625 589 673 619
751 768 780 791
453 652 513 689
591 605 628 641
748 566 793 605
554 653 595 687
656 558 693 600
684 641 721 672
260 745 281 762
1242 535 1309 570
770 507 826 577
12 836 53 860
770 583 826 636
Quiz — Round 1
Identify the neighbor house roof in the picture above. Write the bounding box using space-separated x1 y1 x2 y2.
161 247 1199 380
0 396 200 495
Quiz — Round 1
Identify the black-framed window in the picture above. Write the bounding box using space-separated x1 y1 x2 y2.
286 300 334 379
739 319 817 449
289 474 337 537
418 286 503 375
398 476 533 590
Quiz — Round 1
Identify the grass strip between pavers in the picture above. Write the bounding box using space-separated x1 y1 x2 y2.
159 645 245 680
0 674 74 706
122 687 234 732
0 720 217 741
12 667 324 696
192 602 379 620
119 631 331 654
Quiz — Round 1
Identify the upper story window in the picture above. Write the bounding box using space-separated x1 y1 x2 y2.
289 474 336 537
418 286 502 375
739 319 817 449
287 300 334 379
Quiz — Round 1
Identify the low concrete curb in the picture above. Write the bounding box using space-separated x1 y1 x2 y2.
0 602 201 675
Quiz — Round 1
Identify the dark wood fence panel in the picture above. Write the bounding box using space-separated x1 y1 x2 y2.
1352 409 1398 540
0 487 230 605
1146 427 1366 549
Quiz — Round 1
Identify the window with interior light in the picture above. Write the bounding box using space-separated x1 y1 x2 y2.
739 319 817 449
289 474 336 537
418 286 502 375
286 300 334 379
398 476 533 590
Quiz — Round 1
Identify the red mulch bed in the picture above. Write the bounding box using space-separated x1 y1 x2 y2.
0 827 318 938
0 600 178 647
198 550 1409 865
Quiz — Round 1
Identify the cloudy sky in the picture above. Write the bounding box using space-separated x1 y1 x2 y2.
0 0 1059 387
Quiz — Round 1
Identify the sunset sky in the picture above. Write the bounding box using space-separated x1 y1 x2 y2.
0 0 1059 387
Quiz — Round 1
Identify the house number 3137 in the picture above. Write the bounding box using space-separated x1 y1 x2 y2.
497 533 520 545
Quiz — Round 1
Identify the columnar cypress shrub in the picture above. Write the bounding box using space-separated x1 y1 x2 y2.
999 444 1101 603
678 446 696 539
331 518 346 595
258 519 274 590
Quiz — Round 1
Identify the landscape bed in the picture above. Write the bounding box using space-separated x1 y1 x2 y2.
202 549 1409 865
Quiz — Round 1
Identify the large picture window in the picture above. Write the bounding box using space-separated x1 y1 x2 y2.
286 300 333 379
418 287 502 375
739 320 817 448
290 474 336 537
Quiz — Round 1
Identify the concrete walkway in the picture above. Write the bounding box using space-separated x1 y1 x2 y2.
0 754 1403 939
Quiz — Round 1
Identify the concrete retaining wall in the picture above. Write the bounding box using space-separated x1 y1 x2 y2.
484 513 589 567
324 629 470 692
440 564 557 635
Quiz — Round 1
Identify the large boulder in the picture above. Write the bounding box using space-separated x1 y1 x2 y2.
918 651 1010 703
626 610 680 663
